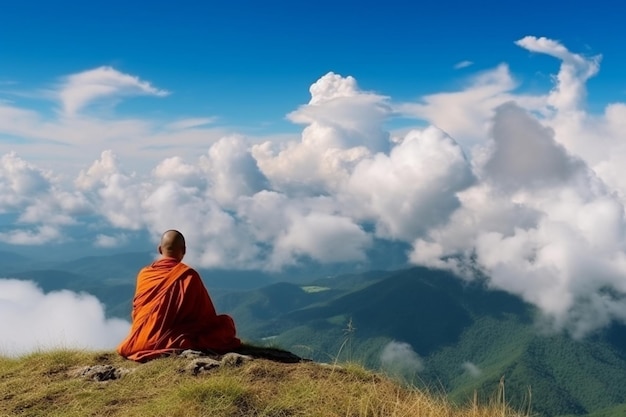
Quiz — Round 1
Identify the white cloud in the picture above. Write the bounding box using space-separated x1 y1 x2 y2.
75 150 121 190
482 102 585 190
0 226 61 245
341 126 474 240
57 66 169 116
0 153 91 243
199 136 269 207
380 341 424 376
0 152 51 211
152 156 205 189
288 72 391 153
462 361 482 377
0 279 129 357
0 103 234 177
140 179 262 269
76 151 147 230
411 92 626 337
166 117 217 131
272 212 371 267
253 72 390 195
94 233 129 248
397 64 526 147
306 72 360 105
515 36 600 112
454 60 473 69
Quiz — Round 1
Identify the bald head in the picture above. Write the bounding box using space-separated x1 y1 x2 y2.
158 230 186 261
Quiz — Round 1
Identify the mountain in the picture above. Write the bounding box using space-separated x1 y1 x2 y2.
5 254 626 416
213 267 626 417
8 269 94 292
2 253 152 318
57 252 154 278
0 250 40 274
0 250 29 263
1 252 277 319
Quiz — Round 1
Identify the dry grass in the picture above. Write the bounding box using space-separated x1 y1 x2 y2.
0 350 529 417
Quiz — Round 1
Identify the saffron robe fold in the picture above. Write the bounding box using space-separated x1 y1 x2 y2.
117 257 241 362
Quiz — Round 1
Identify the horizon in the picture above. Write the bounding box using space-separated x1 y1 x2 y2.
3 1 626 354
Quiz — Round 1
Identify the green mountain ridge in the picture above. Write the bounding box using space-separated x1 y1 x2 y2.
213 267 626 417
3 255 626 416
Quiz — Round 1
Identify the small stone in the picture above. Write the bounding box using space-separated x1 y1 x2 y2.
72 365 132 381
185 358 221 375
179 349 209 359
220 352 253 367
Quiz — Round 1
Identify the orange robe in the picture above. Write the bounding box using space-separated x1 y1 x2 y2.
117 257 241 362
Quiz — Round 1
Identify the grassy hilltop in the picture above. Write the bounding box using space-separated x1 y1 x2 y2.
0 349 528 417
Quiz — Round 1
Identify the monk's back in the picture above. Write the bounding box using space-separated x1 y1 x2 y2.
117 256 240 362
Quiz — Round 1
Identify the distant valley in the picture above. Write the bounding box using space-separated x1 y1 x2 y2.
3 251 626 417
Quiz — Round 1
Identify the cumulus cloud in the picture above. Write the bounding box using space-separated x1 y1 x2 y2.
272 212 371 267
76 150 148 230
410 38 626 337
75 150 121 190
0 153 91 244
94 233 129 248
482 102 585 190
59 106 462 269
140 179 262 268
253 72 391 194
397 64 518 146
57 66 169 116
288 72 391 153
515 36 600 112
199 136 269 207
0 152 51 211
152 155 205 189
0 226 61 245
341 126 474 240
0 279 129 357
380 341 424 377
3 36 626 339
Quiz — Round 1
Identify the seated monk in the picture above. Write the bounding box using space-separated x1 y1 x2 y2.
117 230 241 362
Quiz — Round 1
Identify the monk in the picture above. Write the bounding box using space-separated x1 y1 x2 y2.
117 230 241 362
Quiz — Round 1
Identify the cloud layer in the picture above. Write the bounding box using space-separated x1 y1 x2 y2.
2 36 626 337
0 279 129 356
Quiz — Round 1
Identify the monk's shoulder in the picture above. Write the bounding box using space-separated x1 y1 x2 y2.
177 263 201 279
175 264 207 294
134 264 157 283
138 264 152 274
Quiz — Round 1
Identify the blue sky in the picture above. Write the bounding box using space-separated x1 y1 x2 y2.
3 0 626 345
2 0 623 129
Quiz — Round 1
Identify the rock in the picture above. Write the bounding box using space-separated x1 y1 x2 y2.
220 352 253 367
71 365 132 382
185 358 221 375
179 349 211 359
181 353 253 375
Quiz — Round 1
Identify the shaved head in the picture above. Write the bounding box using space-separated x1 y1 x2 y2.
158 230 186 260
